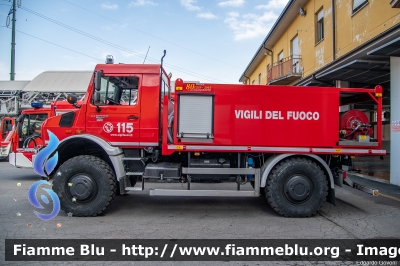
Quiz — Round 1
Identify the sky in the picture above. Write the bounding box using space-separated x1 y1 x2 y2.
0 0 288 84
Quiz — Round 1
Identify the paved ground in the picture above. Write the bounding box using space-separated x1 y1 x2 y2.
1 159 400 266
353 155 391 181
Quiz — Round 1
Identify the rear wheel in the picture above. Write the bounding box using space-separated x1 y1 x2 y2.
265 157 328 217
52 155 117 217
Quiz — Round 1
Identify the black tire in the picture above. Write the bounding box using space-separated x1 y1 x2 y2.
52 155 117 217
0 153 9 161
265 157 328 218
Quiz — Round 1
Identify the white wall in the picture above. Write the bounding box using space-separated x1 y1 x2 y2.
390 57 400 186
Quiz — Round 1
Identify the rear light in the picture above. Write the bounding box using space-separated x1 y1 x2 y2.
343 171 347 179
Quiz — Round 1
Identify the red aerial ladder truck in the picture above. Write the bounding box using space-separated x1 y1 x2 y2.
1 70 89 161
25 55 385 218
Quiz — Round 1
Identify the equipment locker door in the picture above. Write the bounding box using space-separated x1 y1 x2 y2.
86 75 141 147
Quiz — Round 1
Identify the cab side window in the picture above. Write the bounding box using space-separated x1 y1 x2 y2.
94 76 139 106
2 119 13 137
22 114 48 136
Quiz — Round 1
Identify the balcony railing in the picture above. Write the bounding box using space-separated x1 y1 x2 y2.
267 55 302 85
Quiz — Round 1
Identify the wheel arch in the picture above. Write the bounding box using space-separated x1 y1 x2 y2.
260 154 335 205
54 134 125 181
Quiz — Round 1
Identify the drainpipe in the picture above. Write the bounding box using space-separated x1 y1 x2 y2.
244 75 250 84
263 44 273 65
264 43 273 84
332 0 336 61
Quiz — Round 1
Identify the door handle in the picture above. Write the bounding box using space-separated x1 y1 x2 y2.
127 115 139 120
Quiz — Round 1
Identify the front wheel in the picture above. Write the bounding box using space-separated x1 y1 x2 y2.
52 155 117 217
265 157 328 218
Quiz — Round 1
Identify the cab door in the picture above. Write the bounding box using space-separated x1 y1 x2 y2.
86 75 141 147
1 117 14 141
1 117 14 157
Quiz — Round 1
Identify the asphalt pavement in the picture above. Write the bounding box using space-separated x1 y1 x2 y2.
1 159 400 266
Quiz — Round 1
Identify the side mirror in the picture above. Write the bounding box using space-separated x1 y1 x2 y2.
16 114 24 123
94 91 101 103
95 70 103 91
93 91 102 112
67 94 78 105
67 94 81 109
17 122 22 136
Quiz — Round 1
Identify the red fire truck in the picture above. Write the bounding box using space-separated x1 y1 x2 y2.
7 101 80 167
25 60 385 218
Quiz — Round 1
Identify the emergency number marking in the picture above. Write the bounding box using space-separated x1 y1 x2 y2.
234 110 320 121
117 123 134 133
103 122 134 134
185 83 212 91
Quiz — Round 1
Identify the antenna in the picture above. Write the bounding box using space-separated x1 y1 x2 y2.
143 46 150 64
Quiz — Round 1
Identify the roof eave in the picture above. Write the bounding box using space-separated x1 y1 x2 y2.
239 0 308 83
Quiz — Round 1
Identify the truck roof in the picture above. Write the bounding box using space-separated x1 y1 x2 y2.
94 64 162 75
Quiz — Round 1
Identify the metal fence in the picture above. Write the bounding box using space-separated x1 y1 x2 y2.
267 55 302 84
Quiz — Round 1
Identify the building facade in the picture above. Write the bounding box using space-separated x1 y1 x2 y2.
240 0 400 185
240 0 400 86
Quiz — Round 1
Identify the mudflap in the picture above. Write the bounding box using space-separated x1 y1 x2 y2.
327 187 336 206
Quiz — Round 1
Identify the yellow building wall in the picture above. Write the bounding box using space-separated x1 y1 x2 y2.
247 0 400 84
250 57 269 84
336 0 400 58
